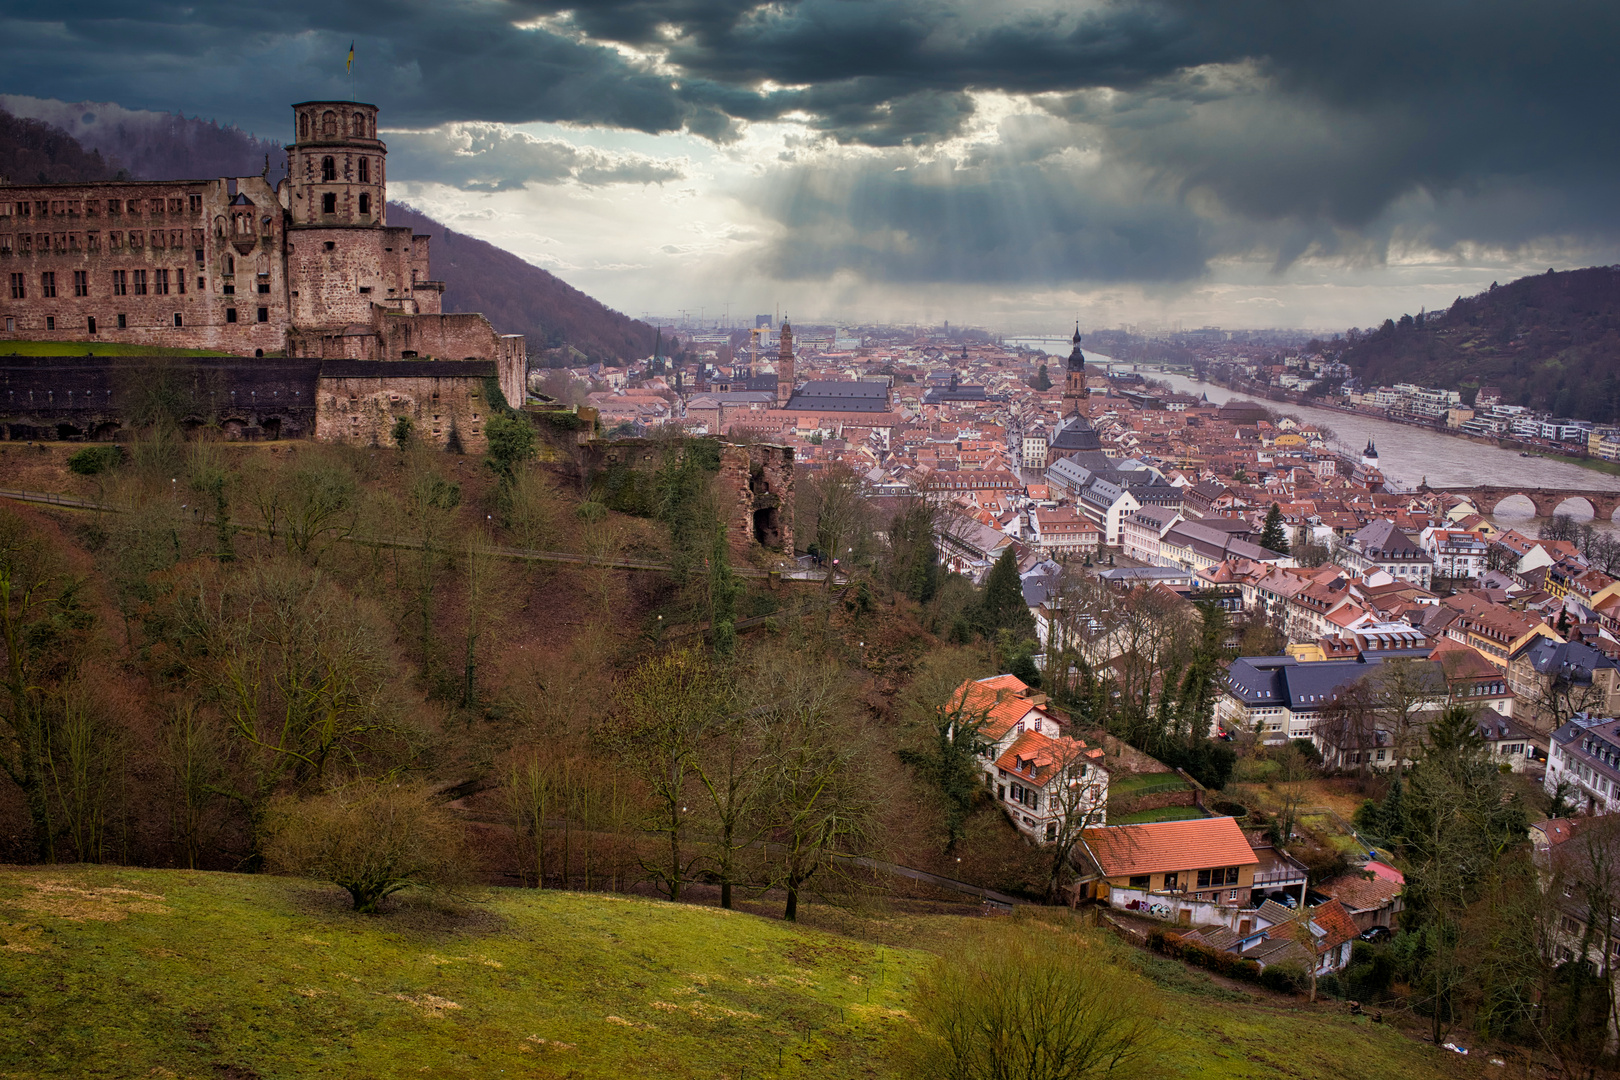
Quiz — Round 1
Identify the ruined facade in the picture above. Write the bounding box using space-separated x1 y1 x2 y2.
719 443 794 558
0 100 526 418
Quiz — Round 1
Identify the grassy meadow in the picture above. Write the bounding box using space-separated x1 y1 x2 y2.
0 866 1476 1080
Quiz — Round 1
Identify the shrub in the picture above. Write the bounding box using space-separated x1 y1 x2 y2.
484 413 537 481
390 415 413 447
264 782 469 913
1260 961 1308 995
67 445 123 476
904 922 1164 1080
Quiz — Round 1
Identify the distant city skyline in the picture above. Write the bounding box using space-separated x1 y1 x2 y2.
3 2 1616 332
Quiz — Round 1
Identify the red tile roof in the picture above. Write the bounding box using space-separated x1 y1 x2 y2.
993 729 1089 788
1082 817 1258 877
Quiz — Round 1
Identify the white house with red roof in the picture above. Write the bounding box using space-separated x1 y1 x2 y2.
948 674 1110 842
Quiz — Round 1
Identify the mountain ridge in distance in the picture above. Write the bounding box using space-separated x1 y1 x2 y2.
1317 265 1620 423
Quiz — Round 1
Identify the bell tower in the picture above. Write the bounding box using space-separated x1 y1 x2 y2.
288 102 386 228
1062 322 1089 414
777 320 795 407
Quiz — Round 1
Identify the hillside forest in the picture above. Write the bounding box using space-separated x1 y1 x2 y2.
1316 266 1620 423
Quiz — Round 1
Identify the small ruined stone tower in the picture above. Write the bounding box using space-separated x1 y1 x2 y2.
777 319 795 406
1062 322 1089 413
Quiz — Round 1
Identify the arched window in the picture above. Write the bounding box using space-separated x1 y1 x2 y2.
358 193 371 216
352 113 366 136
300 114 310 139
321 156 336 182
321 111 337 137
226 255 234 275
322 193 337 215
358 157 369 183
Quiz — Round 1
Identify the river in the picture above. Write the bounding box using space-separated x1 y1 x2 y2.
1022 347 1620 526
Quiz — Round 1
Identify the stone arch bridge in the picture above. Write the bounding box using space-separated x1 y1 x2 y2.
1421 484 1620 521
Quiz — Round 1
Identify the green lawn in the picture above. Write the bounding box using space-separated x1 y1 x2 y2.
0 865 1474 1080
0 340 242 357
1111 805 1209 824
1109 772 1192 797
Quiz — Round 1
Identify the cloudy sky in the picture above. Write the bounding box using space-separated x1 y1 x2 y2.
4 1 1618 333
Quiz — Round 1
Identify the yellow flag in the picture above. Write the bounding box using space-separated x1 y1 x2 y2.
346 41 354 74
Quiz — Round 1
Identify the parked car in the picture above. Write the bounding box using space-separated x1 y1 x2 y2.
1358 926 1392 944
1267 891 1299 909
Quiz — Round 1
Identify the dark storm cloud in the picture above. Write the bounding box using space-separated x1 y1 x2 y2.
3 0 1617 281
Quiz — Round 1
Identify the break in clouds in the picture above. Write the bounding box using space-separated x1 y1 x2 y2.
3 0 1619 314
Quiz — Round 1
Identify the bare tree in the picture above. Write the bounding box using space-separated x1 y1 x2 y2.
753 646 878 921
610 648 727 902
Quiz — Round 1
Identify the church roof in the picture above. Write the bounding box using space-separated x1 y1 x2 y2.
1048 413 1102 453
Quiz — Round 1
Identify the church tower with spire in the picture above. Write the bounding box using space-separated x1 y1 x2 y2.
1062 323 1089 414
777 320 795 407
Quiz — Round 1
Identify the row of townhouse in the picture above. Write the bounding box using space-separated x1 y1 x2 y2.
1218 640 1537 768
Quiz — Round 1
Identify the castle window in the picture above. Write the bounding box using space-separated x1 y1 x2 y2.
324 241 335 251
322 193 337 215
8 273 22 299
40 272 55 298
112 270 126 296
106 200 118 215
257 307 268 323
300 114 310 139
117 313 126 329
87 317 95 334
223 285 234 295
173 314 182 328
129 230 143 248
321 111 337 137
175 270 185 295
258 282 269 294
73 271 87 297
4 318 12 331
0 235 10 253
226 308 237 323
358 157 369 183
353 112 366 136
126 200 138 214
132 269 146 296
358 193 370 216
195 248 204 264
189 194 202 213
154 269 169 296
45 316 54 331
226 256 234 275
322 156 336 182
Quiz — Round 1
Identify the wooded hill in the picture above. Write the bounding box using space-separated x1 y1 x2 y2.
1324 266 1620 423
0 102 657 364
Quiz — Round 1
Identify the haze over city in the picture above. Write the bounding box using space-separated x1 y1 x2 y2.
5 0 1618 330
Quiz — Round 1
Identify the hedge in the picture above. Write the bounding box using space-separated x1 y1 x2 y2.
1147 928 1263 983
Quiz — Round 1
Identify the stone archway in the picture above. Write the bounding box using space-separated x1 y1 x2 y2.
1549 495 1598 521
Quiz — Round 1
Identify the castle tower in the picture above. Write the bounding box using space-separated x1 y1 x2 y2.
1062 322 1089 414
777 320 794 407
288 102 385 228
1361 439 1379 468
283 102 440 352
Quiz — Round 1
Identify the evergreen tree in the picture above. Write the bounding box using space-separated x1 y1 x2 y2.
974 548 1035 641
1259 503 1290 555
1033 364 1052 391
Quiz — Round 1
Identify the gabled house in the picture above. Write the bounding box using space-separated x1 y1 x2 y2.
947 674 1111 841
1316 872 1404 932
1074 816 1260 927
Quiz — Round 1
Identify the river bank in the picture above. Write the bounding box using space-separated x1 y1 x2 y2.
1181 370 1620 479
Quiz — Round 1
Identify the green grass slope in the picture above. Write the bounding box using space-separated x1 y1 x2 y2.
0 866 1471 1080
